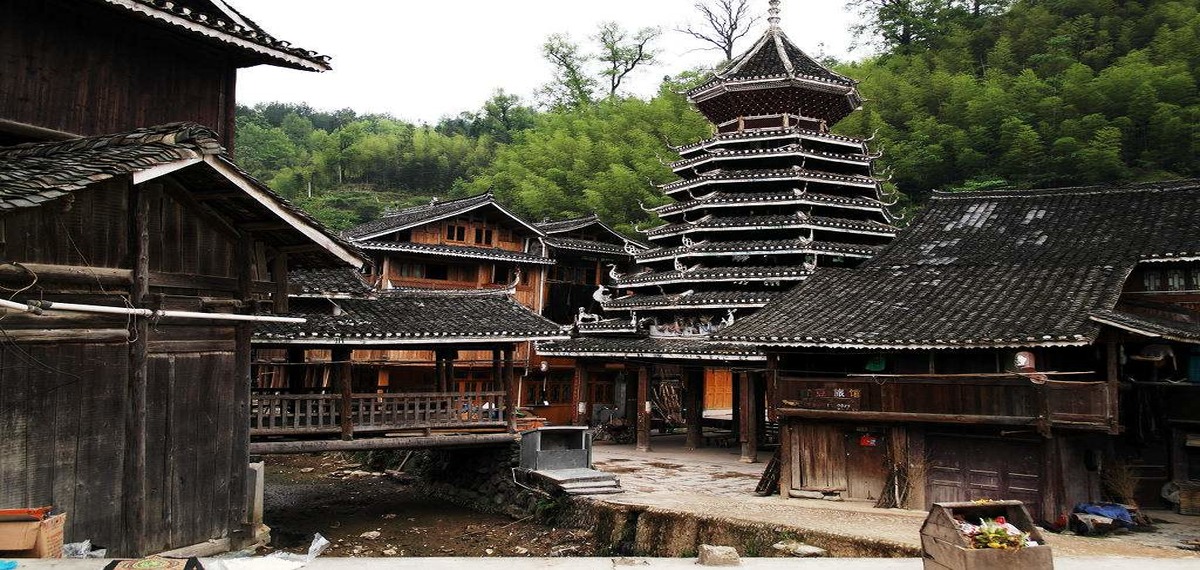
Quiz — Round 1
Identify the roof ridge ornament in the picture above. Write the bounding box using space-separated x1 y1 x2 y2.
768 0 781 29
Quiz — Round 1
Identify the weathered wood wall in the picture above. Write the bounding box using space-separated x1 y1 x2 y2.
0 180 257 555
0 0 236 147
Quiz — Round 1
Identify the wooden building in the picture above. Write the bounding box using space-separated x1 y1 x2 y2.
339 192 558 388
0 123 361 555
0 0 352 556
250 269 568 451
533 214 643 424
0 0 329 148
537 1 896 461
717 179 1200 523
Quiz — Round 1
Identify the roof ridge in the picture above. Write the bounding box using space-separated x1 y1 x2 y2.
0 122 224 158
931 179 1200 200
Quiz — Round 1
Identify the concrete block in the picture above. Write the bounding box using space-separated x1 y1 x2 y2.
697 544 740 566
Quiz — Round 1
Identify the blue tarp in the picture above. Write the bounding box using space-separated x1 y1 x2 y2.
1073 502 1135 527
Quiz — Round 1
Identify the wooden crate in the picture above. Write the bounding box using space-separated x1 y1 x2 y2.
921 501 1053 570
1180 482 1200 516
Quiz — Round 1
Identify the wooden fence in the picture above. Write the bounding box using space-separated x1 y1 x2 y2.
250 390 507 438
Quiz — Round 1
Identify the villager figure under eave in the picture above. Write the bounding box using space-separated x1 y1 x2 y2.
538 0 898 463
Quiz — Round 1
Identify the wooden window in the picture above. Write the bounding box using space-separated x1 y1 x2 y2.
474 228 495 245
396 229 412 242
446 224 466 242
399 263 423 278
1167 269 1187 291
1143 270 1163 291
492 265 511 285
425 264 448 280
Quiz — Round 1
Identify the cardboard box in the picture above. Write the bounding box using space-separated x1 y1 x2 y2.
0 513 66 558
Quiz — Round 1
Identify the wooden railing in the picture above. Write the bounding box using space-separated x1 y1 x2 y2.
251 390 507 437
774 375 1114 432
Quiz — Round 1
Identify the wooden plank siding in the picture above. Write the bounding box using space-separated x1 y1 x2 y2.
0 1 236 147
0 179 275 555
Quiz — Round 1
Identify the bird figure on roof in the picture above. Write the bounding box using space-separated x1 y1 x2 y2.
677 289 695 298
575 307 601 324
802 255 818 272
593 284 613 304
720 309 737 329
608 263 624 281
674 257 687 272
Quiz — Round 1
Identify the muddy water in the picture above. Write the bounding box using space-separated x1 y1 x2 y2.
261 454 595 558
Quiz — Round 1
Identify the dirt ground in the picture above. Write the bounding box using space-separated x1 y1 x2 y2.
260 454 595 558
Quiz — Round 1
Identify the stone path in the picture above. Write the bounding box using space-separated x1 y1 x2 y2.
590 435 1200 559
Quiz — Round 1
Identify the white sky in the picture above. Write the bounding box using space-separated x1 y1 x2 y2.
234 0 861 124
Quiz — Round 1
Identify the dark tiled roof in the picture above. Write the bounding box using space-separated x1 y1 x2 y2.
686 28 856 97
289 268 373 298
1091 309 1200 343
0 122 362 268
645 214 896 239
872 180 1200 267
674 126 865 156
720 179 1200 348
635 239 881 262
94 0 330 70
536 337 765 361
343 193 501 240
255 290 568 345
603 290 780 311
672 144 871 170
577 318 639 334
719 265 1124 348
357 240 555 265
536 214 601 234
0 123 221 208
655 189 891 217
662 167 878 195
543 236 631 256
616 265 812 287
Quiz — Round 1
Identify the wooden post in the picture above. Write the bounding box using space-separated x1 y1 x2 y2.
766 355 779 423
434 354 445 392
286 347 306 392
228 232 256 550
636 365 651 452
122 183 153 556
334 347 353 441
685 368 703 450
272 252 289 314
444 350 456 392
730 368 741 442
1105 338 1121 435
778 422 792 499
492 349 502 391
504 347 516 432
739 371 759 463
571 361 589 426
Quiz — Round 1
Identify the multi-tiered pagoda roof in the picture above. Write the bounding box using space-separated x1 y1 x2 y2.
539 1 895 360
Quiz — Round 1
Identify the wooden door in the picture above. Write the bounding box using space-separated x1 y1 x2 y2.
845 431 888 500
792 424 847 491
926 435 1043 520
704 368 733 410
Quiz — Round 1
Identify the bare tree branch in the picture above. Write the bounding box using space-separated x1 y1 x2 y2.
675 0 760 61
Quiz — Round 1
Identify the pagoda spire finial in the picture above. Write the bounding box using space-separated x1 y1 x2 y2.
768 0 781 29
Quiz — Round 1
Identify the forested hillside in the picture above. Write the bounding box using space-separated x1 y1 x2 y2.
236 0 1200 230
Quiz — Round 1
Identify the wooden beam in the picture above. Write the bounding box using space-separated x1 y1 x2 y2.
250 433 520 454
778 422 793 499
272 253 289 314
777 408 1040 425
636 366 651 452
685 368 703 450
0 262 132 287
0 118 77 141
1105 339 1120 435
334 347 353 441
228 234 255 551
739 371 758 463
0 328 130 343
122 182 153 556
766 355 779 423
571 361 588 426
504 348 516 432
239 221 293 231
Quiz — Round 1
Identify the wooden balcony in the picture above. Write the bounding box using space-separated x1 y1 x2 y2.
774 374 1115 433
251 390 507 438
